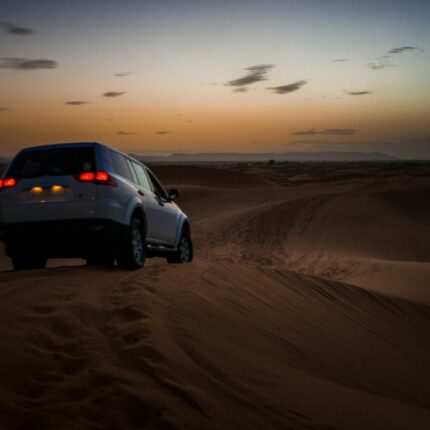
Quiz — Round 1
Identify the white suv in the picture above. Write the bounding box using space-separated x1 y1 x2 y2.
0 142 193 270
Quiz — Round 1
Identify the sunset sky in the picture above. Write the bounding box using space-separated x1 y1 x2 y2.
0 0 429 158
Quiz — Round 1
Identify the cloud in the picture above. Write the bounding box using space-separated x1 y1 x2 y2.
1 22 36 35
368 61 394 70
103 91 126 97
367 47 421 71
292 128 317 136
347 91 371 96
117 131 136 136
289 139 334 146
0 107 8 112
246 64 275 74
225 64 275 87
65 101 88 105
321 128 357 135
0 58 57 70
292 128 357 136
114 72 131 77
233 87 248 93
388 46 419 54
267 80 306 94
155 131 172 135
332 58 347 62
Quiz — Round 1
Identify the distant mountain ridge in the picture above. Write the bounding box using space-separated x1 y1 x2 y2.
136 151 398 163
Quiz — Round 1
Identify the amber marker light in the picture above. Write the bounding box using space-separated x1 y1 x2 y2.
31 186 43 195
51 185 64 194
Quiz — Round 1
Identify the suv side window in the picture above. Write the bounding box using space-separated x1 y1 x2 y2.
110 151 132 181
125 160 139 184
129 161 153 192
147 169 169 200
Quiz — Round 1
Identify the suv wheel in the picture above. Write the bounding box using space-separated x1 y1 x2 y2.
166 232 193 264
11 255 47 270
117 218 146 270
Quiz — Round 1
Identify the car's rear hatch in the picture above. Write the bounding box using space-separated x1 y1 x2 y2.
0 146 97 224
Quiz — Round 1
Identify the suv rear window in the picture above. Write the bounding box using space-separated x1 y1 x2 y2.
7 147 96 179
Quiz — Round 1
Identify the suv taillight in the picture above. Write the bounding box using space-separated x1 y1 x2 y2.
95 171 109 181
0 178 17 189
77 171 116 186
79 172 95 182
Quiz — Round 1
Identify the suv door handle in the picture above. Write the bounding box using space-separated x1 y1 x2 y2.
138 190 144 196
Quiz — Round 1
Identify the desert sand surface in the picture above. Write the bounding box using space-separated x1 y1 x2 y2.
1 162 430 429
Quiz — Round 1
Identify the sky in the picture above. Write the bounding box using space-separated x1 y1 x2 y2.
0 0 429 158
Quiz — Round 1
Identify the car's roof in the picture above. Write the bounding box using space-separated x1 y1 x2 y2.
17 142 147 167
19 142 105 153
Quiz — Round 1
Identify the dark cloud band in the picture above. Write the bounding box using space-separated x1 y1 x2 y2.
292 128 357 136
267 80 306 94
0 58 57 70
348 91 371 96
103 91 126 97
368 61 394 70
117 131 136 136
65 101 88 105
1 22 36 35
226 64 275 88
388 46 419 54
233 87 248 93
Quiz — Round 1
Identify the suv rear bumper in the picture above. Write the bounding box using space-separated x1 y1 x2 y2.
0 219 128 258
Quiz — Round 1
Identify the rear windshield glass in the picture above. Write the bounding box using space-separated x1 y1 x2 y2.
7 147 96 178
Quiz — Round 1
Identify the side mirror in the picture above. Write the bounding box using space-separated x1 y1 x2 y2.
168 188 180 201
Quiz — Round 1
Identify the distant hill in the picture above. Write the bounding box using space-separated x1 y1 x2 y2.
136 151 398 163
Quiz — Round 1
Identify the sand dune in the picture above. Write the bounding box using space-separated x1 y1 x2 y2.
1 263 429 429
1 163 430 429
151 165 272 189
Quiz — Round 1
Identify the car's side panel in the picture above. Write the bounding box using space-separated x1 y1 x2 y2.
122 197 147 234
144 167 182 245
94 175 134 225
173 213 189 247
123 159 175 245
150 199 180 245
137 191 171 245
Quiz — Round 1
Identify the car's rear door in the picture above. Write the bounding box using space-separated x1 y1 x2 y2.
127 160 177 245
125 160 165 244
146 168 179 245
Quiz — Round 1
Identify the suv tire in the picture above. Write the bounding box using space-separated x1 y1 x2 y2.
117 218 146 270
166 230 193 264
11 255 47 270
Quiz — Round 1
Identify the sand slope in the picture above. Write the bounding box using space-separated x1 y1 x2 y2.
1 164 430 429
0 263 429 429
